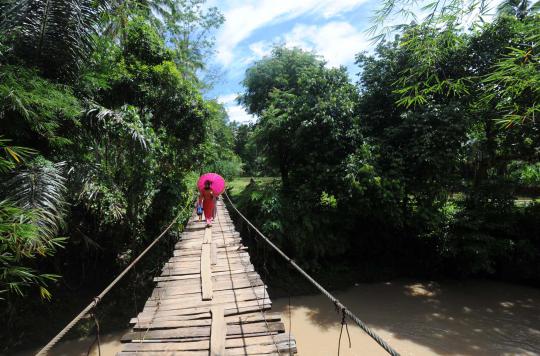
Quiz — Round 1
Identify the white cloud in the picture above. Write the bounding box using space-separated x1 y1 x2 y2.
283 21 370 67
315 0 369 18
216 0 369 65
217 93 255 123
226 104 255 123
217 93 238 105
248 41 273 58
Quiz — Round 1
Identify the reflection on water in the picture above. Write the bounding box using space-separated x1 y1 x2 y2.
16 280 540 356
273 280 540 356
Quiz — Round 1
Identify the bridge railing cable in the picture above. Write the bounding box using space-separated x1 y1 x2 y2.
223 190 401 356
36 193 196 356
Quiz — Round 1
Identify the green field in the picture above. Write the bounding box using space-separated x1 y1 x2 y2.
228 177 278 197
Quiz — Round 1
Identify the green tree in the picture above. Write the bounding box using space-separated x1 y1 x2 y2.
497 0 540 20
241 47 360 190
158 0 224 75
239 47 364 265
370 0 540 127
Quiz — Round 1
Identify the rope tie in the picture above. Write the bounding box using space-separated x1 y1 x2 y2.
86 307 101 356
337 308 352 356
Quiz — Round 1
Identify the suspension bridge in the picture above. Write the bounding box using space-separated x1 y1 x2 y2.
118 199 296 355
37 192 400 356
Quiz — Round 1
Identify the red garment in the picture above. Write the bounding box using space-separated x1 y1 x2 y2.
199 189 215 223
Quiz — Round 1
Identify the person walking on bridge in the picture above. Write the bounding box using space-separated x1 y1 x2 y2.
198 180 216 227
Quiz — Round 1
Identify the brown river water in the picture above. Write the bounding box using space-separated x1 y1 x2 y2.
17 280 540 356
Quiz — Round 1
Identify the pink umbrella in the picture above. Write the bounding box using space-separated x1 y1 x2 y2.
197 173 226 195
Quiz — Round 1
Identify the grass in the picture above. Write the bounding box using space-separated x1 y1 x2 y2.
228 177 278 197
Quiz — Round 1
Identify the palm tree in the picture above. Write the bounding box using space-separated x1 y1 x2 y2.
0 0 102 79
497 0 540 20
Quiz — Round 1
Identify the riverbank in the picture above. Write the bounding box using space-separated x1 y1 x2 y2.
16 279 540 356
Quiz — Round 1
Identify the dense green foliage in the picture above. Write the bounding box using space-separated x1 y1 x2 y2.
0 0 239 350
234 13 540 282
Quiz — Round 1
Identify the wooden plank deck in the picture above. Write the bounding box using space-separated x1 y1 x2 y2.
118 200 297 355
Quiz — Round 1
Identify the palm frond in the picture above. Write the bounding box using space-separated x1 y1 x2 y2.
0 137 36 173
86 103 150 150
4 160 67 242
0 0 101 78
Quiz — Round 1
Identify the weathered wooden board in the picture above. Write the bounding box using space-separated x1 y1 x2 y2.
133 311 282 330
211 242 218 265
149 284 265 303
137 298 272 318
121 321 285 342
201 243 212 300
143 288 267 310
210 306 226 355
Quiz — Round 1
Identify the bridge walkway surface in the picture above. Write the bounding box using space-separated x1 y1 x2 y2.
117 200 297 355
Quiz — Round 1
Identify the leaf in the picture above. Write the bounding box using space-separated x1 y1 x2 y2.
39 286 52 300
5 147 21 163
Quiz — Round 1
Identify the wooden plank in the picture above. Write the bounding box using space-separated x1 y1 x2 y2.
175 240 243 251
163 264 253 275
133 311 281 329
154 267 253 282
156 270 260 287
121 321 285 342
210 306 226 356
118 352 281 356
120 333 292 353
155 276 264 295
173 245 246 257
167 252 250 262
203 226 212 244
201 243 212 300
165 255 250 266
153 284 265 302
144 288 266 310
137 298 272 318
211 242 218 265
131 303 273 325
150 283 265 300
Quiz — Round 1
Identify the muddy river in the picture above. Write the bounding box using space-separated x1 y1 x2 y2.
18 280 540 356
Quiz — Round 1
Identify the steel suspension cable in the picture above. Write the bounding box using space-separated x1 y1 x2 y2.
223 190 401 356
36 193 196 356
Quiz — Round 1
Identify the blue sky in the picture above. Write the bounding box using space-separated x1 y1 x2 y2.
205 0 381 123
